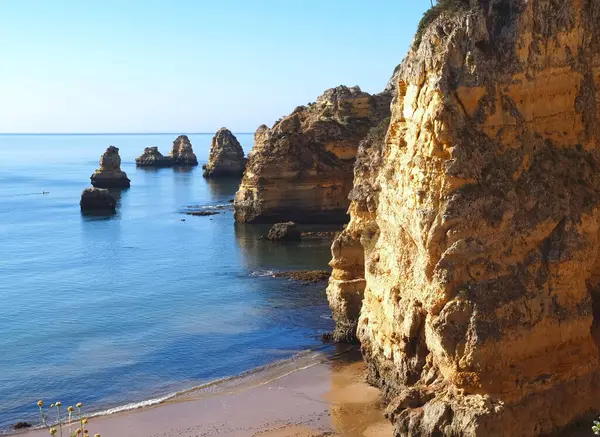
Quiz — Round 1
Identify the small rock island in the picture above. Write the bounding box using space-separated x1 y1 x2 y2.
170 135 198 166
80 188 116 213
203 128 246 177
135 146 173 167
90 146 130 188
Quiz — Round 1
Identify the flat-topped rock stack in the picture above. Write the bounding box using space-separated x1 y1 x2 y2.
80 187 116 214
170 135 198 166
203 128 246 177
90 146 130 188
233 85 391 224
135 146 173 167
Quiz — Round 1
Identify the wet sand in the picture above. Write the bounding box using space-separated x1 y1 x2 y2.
21 349 393 437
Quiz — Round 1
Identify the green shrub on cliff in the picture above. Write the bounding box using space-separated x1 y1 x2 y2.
413 0 470 49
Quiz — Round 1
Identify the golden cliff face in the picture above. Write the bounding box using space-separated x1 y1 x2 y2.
331 1 600 435
233 86 391 224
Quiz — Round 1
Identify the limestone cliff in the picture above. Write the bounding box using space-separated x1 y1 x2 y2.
233 86 391 224
90 146 130 188
203 128 246 177
170 135 198 166
329 1 600 435
135 146 173 167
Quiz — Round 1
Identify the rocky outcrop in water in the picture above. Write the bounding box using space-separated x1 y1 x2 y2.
90 146 130 188
203 128 246 177
267 222 301 241
233 86 391 224
80 188 116 213
135 146 173 167
170 135 198 166
328 1 600 436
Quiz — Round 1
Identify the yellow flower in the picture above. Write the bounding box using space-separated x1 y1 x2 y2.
50 404 55 408
55 401 62 407
68 406 74 412
94 434 101 437
82 419 88 424
76 429 82 435
37 400 44 407
84 430 89 435
50 428 57 436
76 402 83 408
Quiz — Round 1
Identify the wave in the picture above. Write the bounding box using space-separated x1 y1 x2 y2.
249 269 275 277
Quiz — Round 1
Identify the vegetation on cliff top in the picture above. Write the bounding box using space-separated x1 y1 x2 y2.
413 0 470 49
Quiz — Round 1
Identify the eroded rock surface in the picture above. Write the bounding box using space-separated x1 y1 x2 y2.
90 146 130 188
135 146 173 167
329 1 600 435
267 222 301 241
203 128 246 177
234 86 391 224
80 188 116 213
170 135 198 166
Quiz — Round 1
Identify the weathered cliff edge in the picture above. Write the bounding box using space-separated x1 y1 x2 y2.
90 146 130 188
329 1 600 435
203 128 246 177
135 146 173 167
170 135 198 166
233 86 391 224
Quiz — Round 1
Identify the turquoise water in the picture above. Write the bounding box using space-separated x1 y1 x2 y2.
0 134 334 432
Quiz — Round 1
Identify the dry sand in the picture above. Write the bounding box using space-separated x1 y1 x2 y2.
20 348 393 437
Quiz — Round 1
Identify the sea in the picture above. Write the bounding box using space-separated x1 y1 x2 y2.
0 134 336 433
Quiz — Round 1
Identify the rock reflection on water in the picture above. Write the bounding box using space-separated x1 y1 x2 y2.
205 176 242 199
234 223 334 272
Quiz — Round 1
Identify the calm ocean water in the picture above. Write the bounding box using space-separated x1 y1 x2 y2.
0 134 335 432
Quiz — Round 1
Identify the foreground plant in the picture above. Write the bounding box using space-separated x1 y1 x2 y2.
594 417 600 435
37 400 101 437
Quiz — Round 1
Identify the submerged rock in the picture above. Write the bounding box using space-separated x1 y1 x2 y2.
80 188 116 213
12 422 32 430
203 128 246 177
267 222 301 241
185 211 220 217
329 1 600 436
234 85 391 224
272 270 330 283
135 146 173 167
170 135 198 166
90 146 130 188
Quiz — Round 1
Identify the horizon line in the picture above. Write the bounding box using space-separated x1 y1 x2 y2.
0 132 256 136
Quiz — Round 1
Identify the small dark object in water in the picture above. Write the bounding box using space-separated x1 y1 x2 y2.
228 199 235 203
185 211 220 217
273 270 330 283
267 222 301 241
181 219 186 221
13 422 32 430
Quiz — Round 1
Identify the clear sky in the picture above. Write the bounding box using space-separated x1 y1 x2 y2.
0 0 429 133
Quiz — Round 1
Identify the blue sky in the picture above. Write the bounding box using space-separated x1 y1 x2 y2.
0 1 429 133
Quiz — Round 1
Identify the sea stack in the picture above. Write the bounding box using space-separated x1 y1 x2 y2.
90 146 130 188
170 135 198 166
203 128 245 177
233 86 391 224
80 188 116 213
328 1 600 436
135 146 173 167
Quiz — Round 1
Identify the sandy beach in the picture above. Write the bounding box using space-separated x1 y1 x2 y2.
19 348 392 437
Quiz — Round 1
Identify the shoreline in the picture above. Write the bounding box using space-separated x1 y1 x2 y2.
14 347 393 437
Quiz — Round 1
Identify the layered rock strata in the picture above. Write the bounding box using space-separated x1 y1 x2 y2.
234 86 391 224
170 135 198 166
80 188 116 213
203 128 246 177
90 146 130 188
329 1 600 435
327 117 389 343
135 146 173 167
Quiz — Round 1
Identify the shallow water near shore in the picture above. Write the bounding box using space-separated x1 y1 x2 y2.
0 134 336 433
